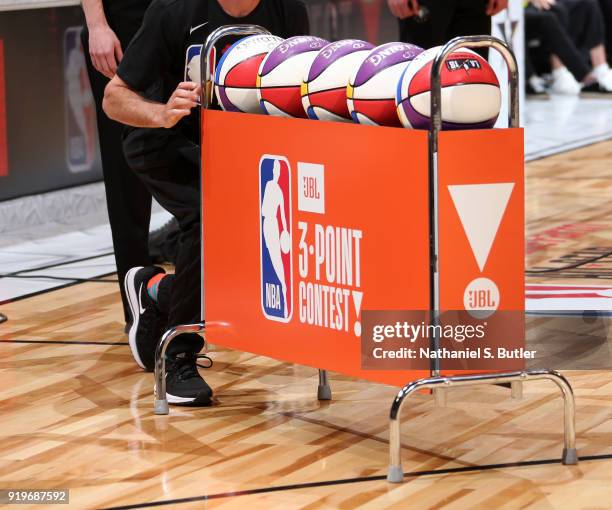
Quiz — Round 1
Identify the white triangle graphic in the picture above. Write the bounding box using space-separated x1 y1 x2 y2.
448 183 514 272
352 291 363 316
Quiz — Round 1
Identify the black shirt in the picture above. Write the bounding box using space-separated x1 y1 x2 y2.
103 0 153 20
117 0 309 166
101 0 153 42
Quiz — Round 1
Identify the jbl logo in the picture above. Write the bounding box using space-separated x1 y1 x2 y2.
464 278 500 313
303 176 320 199
298 162 325 214
466 289 497 309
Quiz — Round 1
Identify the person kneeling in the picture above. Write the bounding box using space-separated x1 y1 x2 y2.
103 0 309 405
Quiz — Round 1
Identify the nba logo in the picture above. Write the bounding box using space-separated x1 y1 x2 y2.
185 45 217 83
259 155 293 322
63 27 96 173
184 45 203 82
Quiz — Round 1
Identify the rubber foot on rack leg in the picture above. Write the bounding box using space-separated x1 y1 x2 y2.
562 448 578 465
317 385 332 401
387 465 404 483
154 399 169 415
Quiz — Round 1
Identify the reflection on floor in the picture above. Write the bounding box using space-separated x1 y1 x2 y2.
0 210 171 303
524 96 612 161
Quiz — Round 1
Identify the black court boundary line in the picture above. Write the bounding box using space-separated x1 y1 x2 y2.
0 271 118 306
0 339 128 346
100 454 612 510
0 251 116 305
1 252 114 278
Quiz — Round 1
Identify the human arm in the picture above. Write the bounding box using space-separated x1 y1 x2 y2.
81 0 123 78
103 77 201 129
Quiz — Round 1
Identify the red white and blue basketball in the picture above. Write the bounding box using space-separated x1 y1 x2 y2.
301 39 374 122
347 42 423 127
214 34 284 113
257 36 328 118
396 47 501 130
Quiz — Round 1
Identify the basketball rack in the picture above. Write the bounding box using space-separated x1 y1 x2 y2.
152 26 578 483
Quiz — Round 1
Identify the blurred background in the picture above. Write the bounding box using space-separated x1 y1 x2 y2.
0 0 610 303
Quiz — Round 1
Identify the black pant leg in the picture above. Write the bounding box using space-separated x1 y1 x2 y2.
446 0 491 59
524 49 535 79
81 29 152 324
129 135 203 356
398 0 455 48
563 0 605 51
599 0 612 59
526 7 591 81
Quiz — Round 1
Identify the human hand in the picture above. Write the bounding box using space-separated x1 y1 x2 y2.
531 0 556 11
387 0 420 19
88 24 123 78
486 0 508 16
159 82 201 128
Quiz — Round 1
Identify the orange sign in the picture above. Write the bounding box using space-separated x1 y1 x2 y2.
439 129 524 311
201 110 524 386
439 129 525 374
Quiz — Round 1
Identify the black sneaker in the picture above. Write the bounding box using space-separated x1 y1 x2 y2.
165 353 213 406
124 266 166 371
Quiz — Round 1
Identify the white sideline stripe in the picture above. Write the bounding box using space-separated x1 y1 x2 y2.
0 210 172 302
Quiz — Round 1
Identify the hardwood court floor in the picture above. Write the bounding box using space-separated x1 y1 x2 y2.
1 142 611 510
525 141 612 283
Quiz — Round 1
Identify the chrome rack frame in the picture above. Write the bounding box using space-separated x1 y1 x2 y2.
151 30 578 484
387 369 578 482
386 35 578 483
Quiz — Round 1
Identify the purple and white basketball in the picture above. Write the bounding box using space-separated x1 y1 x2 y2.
301 39 374 122
257 36 328 118
214 35 283 113
347 42 423 126
396 47 501 130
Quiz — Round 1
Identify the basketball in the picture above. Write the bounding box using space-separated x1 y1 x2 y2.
396 47 501 130
301 39 374 122
257 36 328 118
214 34 284 113
347 42 423 126
280 230 291 254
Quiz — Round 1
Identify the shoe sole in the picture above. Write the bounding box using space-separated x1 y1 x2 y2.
125 266 146 370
